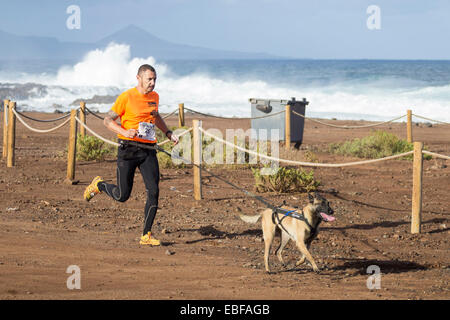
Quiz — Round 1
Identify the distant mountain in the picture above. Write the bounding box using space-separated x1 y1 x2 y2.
0 25 282 60
0 30 90 60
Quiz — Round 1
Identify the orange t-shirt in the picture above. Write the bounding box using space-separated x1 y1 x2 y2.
111 87 159 143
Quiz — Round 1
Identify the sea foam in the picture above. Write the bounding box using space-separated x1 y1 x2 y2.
1 43 449 122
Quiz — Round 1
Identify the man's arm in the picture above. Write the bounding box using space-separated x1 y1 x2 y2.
153 111 178 144
104 110 137 139
154 112 169 135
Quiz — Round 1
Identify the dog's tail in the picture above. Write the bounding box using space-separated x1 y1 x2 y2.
239 212 262 224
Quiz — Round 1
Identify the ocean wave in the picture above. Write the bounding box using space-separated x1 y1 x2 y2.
0 43 449 122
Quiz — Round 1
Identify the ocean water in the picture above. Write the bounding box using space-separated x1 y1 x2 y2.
0 43 449 122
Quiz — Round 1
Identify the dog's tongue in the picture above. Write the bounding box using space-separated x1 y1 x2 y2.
320 212 335 222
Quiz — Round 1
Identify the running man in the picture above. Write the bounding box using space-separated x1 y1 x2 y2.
83 64 178 246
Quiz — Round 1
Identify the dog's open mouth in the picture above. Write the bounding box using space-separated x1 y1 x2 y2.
319 212 335 222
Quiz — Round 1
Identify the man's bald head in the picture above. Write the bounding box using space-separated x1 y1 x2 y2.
137 64 156 76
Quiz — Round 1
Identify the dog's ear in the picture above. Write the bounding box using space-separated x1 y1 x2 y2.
308 193 314 203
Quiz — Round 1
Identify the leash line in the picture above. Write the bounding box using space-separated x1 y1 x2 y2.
119 139 278 210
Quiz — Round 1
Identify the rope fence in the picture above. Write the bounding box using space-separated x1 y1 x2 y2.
3 101 449 166
64 106 450 127
199 127 417 167
412 113 450 125
2 99 449 235
292 110 407 129
422 150 450 161
167 104 448 151
4 102 449 130
13 108 71 133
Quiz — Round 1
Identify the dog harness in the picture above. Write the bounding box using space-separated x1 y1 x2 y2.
272 206 318 243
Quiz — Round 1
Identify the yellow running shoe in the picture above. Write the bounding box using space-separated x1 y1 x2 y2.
139 232 161 246
84 176 104 202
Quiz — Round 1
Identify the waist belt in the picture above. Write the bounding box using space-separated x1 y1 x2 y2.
119 139 156 149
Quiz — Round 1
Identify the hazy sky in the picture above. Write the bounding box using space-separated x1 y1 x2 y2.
1 0 449 59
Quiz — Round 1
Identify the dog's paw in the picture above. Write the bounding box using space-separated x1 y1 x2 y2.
313 267 321 274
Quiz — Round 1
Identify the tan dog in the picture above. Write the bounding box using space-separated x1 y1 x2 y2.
240 193 335 273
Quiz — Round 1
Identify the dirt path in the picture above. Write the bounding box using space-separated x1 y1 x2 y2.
0 112 449 300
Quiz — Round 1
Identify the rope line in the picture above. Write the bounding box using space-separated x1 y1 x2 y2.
412 114 450 125
184 107 285 120
75 117 120 146
74 117 193 147
422 150 450 161
199 127 414 167
13 109 71 133
84 106 105 120
161 108 179 119
157 128 193 146
14 110 71 122
292 110 407 129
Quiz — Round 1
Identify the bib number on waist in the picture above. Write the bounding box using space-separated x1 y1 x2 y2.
137 122 156 141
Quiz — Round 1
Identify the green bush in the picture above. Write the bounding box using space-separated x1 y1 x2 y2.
252 166 320 193
76 134 114 161
328 130 431 160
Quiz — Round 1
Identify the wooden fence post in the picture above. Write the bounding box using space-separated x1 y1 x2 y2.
79 101 86 137
65 109 78 184
285 104 291 150
407 109 412 143
178 103 185 127
193 119 202 200
411 141 423 234
3 99 9 159
6 101 16 167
